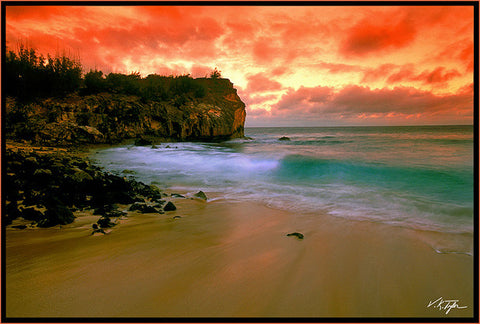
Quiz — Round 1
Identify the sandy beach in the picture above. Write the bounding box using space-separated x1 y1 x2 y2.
5 196 473 318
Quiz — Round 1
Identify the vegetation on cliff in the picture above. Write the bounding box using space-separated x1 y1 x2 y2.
5 45 82 100
5 46 246 144
6 45 209 103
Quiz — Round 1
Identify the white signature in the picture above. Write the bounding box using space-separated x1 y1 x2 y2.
427 297 468 314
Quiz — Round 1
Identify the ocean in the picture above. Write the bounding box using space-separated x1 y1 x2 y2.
91 125 474 250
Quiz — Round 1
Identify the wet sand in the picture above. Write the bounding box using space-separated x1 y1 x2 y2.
5 197 474 318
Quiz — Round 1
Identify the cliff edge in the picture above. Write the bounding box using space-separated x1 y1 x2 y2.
5 78 246 145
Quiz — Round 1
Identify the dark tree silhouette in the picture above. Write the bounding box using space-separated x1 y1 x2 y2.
5 45 82 100
5 44 208 103
210 67 222 79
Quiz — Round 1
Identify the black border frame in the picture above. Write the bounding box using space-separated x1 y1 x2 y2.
1 1 478 323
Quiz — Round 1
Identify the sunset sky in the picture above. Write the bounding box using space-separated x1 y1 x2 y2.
5 4 475 126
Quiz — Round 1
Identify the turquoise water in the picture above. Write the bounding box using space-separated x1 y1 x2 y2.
92 125 474 236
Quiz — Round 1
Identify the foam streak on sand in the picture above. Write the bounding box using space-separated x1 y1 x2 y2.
5 198 473 318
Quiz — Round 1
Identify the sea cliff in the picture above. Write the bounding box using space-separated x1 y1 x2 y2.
5 78 246 145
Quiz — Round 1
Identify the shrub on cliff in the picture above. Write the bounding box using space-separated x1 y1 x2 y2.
210 67 221 79
139 74 206 103
83 69 107 94
106 72 142 95
5 45 209 104
5 45 82 101
140 74 170 101
170 75 206 98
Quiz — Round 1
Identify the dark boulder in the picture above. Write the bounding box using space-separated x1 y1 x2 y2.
20 206 44 222
12 225 28 230
93 204 118 216
286 232 304 240
164 201 177 211
68 169 94 183
133 196 146 203
109 191 136 205
129 202 159 213
144 185 163 200
278 136 291 141
97 216 116 228
25 156 39 167
4 201 21 225
129 202 145 212
76 125 104 143
134 136 153 146
91 223 106 235
38 203 75 227
106 210 127 218
193 190 208 201
33 168 53 179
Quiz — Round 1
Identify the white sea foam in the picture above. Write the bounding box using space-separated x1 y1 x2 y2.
92 126 474 252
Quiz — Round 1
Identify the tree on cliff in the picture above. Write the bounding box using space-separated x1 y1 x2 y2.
5 45 207 103
210 67 222 79
105 72 142 95
83 69 107 94
5 45 82 100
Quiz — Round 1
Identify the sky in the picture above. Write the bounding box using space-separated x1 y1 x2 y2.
5 4 475 127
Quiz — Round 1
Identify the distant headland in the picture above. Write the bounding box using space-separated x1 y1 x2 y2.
5 46 246 145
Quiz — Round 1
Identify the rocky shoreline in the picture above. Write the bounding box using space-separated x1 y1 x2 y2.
4 141 206 233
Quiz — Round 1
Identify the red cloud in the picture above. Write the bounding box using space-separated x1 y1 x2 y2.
6 6 75 20
241 93 279 107
246 107 270 117
275 86 333 111
273 84 473 124
136 6 186 20
436 39 473 73
252 39 276 63
340 17 416 57
361 64 462 86
272 15 332 45
417 67 461 84
361 64 398 83
387 66 461 84
315 62 364 74
245 73 283 93
384 65 415 83
190 65 215 78
6 6 226 74
459 42 474 72
270 67 290 77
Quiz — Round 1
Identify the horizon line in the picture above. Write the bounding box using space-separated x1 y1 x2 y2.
244 124 474 128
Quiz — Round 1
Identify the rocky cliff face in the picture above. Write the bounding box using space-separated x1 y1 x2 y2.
6 78 246 145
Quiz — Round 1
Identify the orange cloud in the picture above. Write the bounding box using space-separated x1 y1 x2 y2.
245 73 283 93
362 65 462 86
272 84 473 125
340 16 416 57
314 62 363 74
276 86 333 111
252 38 281 64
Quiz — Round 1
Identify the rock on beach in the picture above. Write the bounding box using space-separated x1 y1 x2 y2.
4 142 176 229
